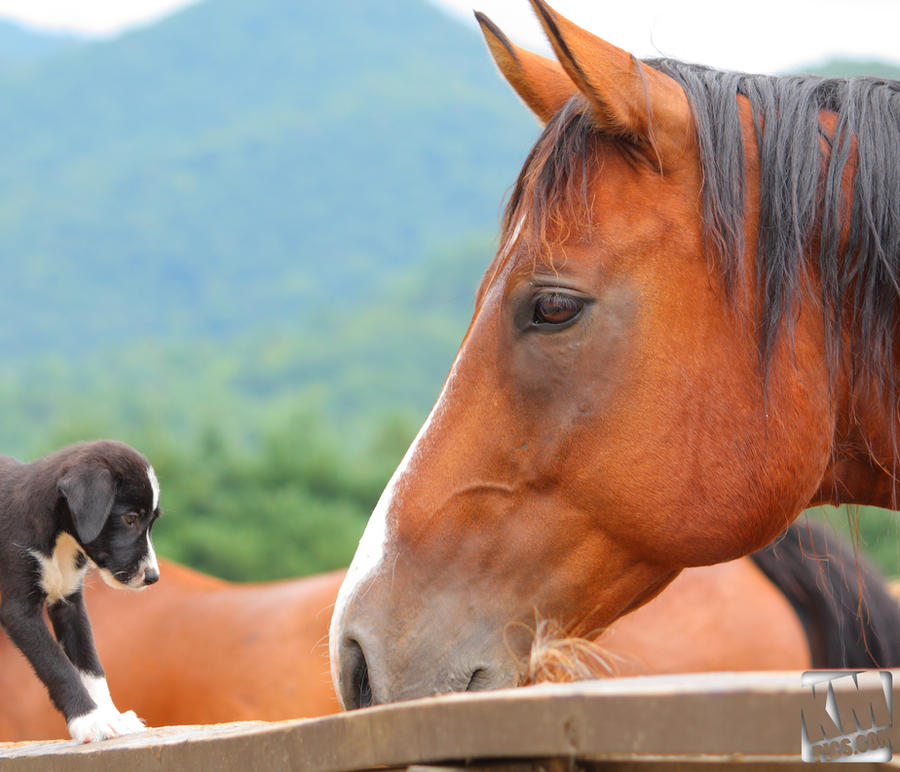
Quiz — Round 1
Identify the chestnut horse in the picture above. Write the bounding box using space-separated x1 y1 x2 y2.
329 1 900 706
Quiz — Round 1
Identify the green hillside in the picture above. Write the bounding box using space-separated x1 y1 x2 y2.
0 232 493 579
801 58 900 79
0 0 535 357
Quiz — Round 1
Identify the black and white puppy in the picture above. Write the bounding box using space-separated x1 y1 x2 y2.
0 440 161 742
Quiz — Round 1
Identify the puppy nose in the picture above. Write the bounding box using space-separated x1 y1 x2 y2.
143 568 159 585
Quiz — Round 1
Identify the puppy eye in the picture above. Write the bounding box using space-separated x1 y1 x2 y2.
533 292 584 326
122 513 140 528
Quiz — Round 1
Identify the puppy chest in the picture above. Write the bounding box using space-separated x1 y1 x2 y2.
31 533 87 602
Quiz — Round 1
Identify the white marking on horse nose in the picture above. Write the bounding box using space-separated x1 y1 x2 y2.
328 214 528 703
328 344 467 698
329 406 434 696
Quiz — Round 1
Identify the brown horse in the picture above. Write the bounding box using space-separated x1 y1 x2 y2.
329 0 900 707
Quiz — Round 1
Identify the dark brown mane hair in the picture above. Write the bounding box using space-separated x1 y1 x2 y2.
503 60 900 420
750 517 900 668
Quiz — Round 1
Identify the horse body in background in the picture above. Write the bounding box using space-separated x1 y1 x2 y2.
330 0 900 707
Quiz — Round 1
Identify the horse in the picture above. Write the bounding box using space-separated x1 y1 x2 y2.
529 522 900 684
3 524 895 740
329 0 900 707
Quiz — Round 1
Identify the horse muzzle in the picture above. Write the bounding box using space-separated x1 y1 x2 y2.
330 579 523 709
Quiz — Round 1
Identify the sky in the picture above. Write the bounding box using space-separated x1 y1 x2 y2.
0 0 198 36
442 0 900 73
0 0 898 74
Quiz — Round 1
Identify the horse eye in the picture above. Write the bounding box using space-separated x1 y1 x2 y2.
122 513 139 528
533 293 584 326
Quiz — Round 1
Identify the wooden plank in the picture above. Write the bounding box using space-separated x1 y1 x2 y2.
0 672 897 771
409 765 894 772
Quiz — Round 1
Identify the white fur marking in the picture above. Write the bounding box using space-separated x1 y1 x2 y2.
68 707 144 743
145 531 158 572
503 214 526 258
328 396 441 696
96 566 128 590
147 465 160 511
31 533 87 603
138 531 159 582
81 673 116 712
67 673 145 742
328 214 528 699
68 708 116 743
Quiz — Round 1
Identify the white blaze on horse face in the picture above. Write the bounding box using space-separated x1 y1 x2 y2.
328 215 527 698
504 215 525 260
328 389 444 693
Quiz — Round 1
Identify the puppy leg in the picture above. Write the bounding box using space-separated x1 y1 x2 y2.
48 590 145 738
0 595 109 741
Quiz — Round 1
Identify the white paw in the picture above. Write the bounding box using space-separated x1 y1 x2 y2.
116 709 145 733
68 706 145 743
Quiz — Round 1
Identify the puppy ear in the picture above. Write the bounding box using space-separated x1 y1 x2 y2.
59 466 115 544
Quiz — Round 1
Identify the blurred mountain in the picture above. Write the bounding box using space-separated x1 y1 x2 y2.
2 1 896 362
0 19 84 66
0 0 536 357
800 58 900 80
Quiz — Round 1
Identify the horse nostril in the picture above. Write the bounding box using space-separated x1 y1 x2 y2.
143 569 159 586
344 639 373 710
466 668 491 692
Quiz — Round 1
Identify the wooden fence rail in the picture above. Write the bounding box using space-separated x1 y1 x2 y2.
1 672 898 770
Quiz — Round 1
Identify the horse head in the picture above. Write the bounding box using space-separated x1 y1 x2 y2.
330 0 899 708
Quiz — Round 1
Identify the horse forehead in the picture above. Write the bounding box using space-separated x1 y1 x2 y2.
502 172 697 284
475 215 527 309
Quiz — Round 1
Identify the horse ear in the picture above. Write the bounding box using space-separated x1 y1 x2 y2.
475 11 576 125
59 466 115 544
529 0 692 163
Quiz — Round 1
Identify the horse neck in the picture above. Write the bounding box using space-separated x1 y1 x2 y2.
800 100 900 511
814 360 900 510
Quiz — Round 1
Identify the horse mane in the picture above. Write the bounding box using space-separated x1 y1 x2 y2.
504 60 900 410
749 517 900 668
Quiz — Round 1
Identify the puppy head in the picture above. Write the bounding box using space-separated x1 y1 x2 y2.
58 441 161 590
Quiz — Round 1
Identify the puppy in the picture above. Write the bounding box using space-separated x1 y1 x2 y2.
0 440 161 742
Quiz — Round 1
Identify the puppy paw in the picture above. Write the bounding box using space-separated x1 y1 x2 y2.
68 708 119 743
68 707 145 743
115 709 145 733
